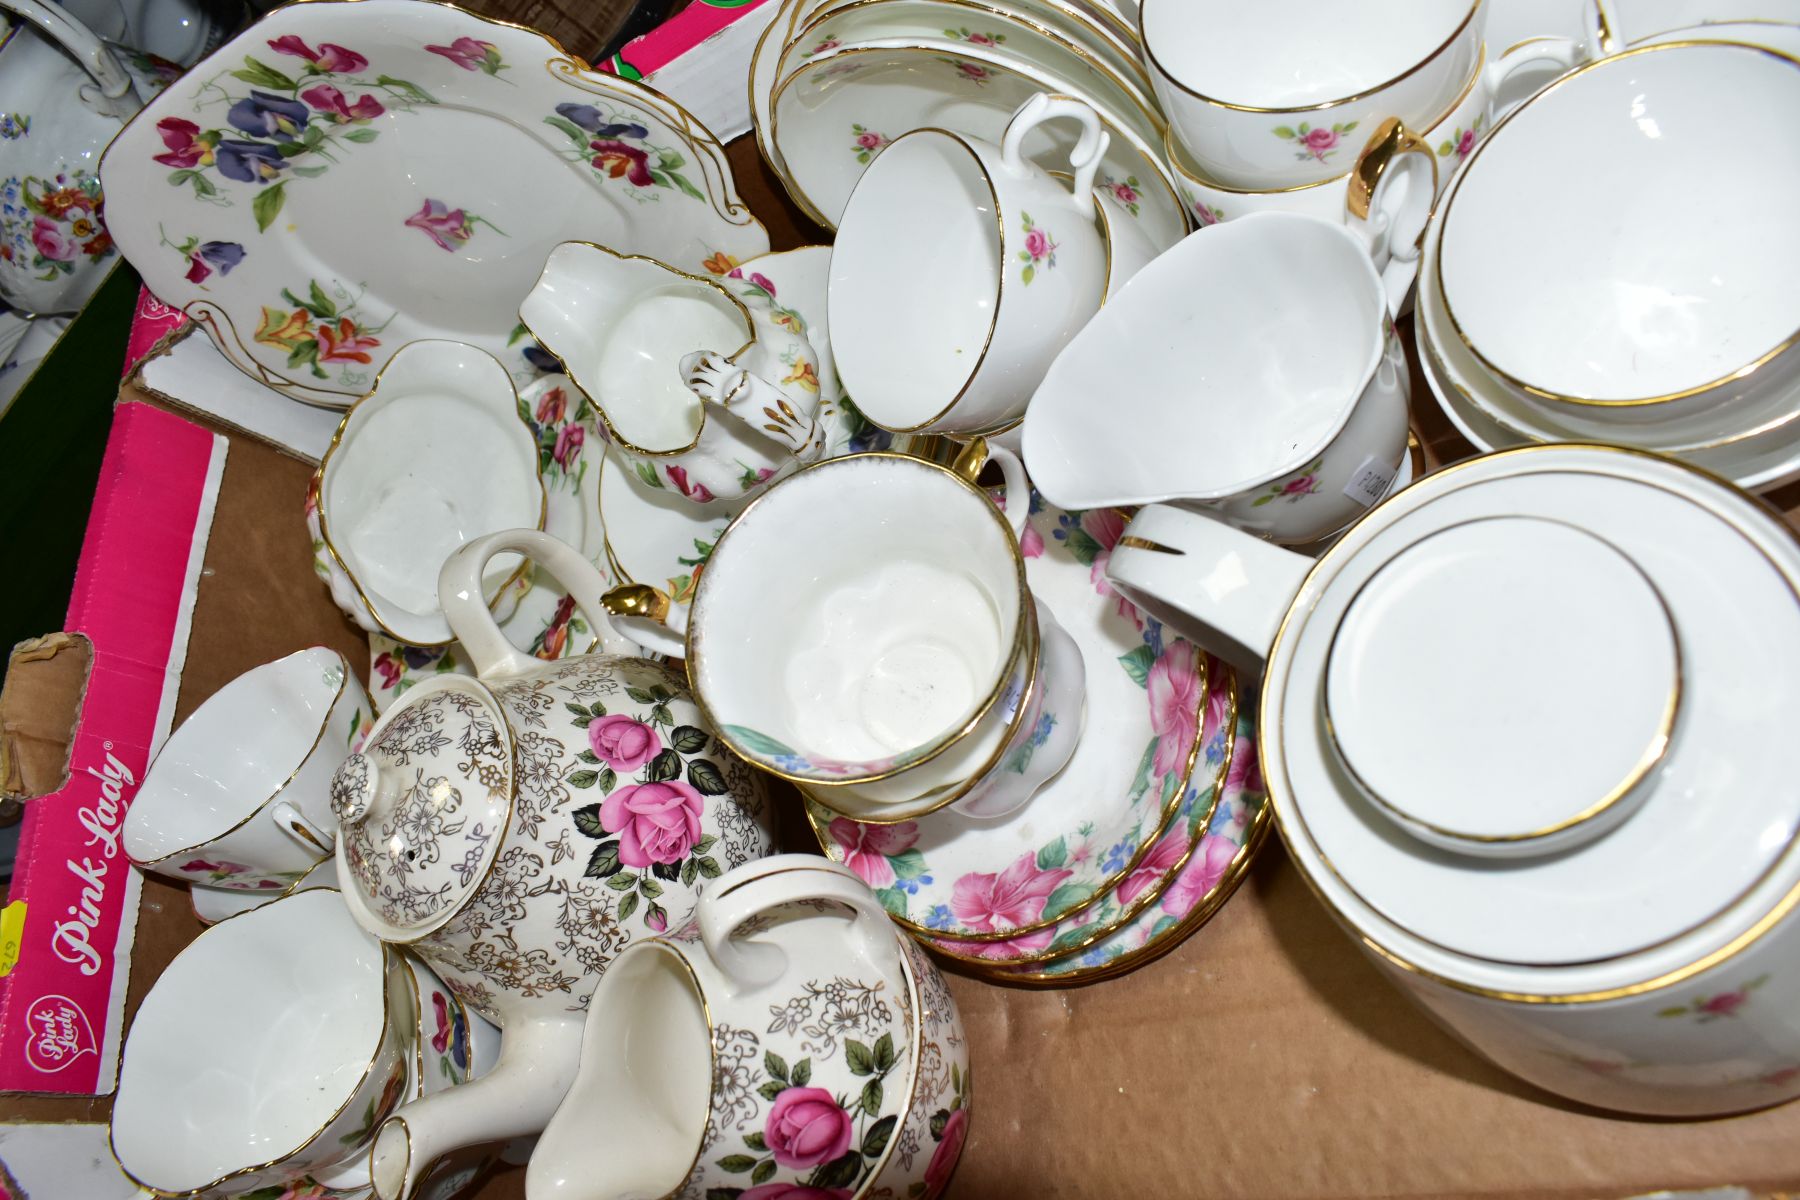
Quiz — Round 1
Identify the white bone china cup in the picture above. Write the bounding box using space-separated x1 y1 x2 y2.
1024 211 1411 546
830 92 1111 436
122 646 368 891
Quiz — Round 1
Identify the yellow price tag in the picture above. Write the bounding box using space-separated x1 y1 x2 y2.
0 901 26 977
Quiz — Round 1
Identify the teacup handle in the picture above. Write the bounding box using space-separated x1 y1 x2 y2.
943 436 1032 538
600 582 689 660
1483 36 1589 120
439 528 644 679
1344 118 1437 316
1105 504 1312 672
272 800 335 855
699 855 895 992
1000 92 1111 214
0 0 134 115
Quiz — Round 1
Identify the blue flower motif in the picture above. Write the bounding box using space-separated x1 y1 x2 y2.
554 103 650 140
895 873 935 895
1100 838 1132 874
922 904 955 930
1075 945 1109 967
214 140 287 184
522 342 560 373
195 240 245 276
226 90 310 138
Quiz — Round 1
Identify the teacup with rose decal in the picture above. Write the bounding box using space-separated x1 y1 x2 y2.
830 91 1111 436
521 240 827 505
528 855 968 1200
1024 211 1412 546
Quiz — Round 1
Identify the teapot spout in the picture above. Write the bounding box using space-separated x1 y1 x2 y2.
369 1013 583 1200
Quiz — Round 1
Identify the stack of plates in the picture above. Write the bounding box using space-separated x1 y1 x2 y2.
1415 34 1800 493
750 0 1190 250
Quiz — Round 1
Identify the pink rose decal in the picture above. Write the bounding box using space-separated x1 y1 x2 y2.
645 905 668 932
31 216 76 262
764 1087 854 1169
951 852 1072 931
1161 833 1237 916
1701 990 1750 1017
181 858 241 876
1456 128 1476 157
1303 127 1338 153
587 714 662 771
1111 181 1139 205
301 83 383 122
1116 830 1186 905
924 1107 968 1196
1147 647 1201 779
856 131 883 149
1279 121 1356 163
553 422 585 470
828 818 918 888
1023 227 1050 259
741 1186 852 1200
599 780 704 868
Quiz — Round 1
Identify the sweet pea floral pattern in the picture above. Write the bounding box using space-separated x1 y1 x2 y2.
1275 119 1358 164
176 857 307 891
0 170 114 281
254 276 389 384
1017 211 1056 285
160 228 247 284
546 101 707 201
152 35 439 231
405 198 507 251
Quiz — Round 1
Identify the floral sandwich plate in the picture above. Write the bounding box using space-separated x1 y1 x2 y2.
971 696 1269 984
807 495 1212 945
361 371 608 709
100 0 770 408
920 655 1238 967
766 42 1186 248
599 244 896 606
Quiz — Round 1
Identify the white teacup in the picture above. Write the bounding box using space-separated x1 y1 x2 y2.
111 889 417 1195
1142 0 1487 189
1024 211 1411 546
123 647 368 890
831 92 1111 436
615 442 1087 820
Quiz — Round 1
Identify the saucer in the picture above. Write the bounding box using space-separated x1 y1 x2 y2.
807 493 1211 941
364 372 607 710
920 661 1238 965
983 701 1269 985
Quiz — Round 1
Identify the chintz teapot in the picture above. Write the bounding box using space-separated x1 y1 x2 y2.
0 0 141 314
330 529 774 1200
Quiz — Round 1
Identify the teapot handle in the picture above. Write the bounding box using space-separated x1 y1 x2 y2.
439 528 643 680
0 0 134 114
1104 504 1313 673
699 855 895 993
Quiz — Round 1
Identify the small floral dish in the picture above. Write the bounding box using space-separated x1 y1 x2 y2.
920 660 1236 965
99 0 769 407
964 697 1267 982
309 339 544 647
807 492 1211 942
520 241 826 504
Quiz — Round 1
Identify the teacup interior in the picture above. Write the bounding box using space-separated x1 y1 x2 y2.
830 131 1000 431
1025 212 1381 507
323 342 539 639
1145 0 1474 106
522 244 751 452
111 889 387 1192
531 944 711 1200
122 647 344 866
692 455 1023 771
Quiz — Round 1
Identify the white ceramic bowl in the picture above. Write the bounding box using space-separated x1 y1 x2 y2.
1436 41 1800 435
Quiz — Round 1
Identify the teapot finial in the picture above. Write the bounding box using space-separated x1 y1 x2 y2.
330 751 377 824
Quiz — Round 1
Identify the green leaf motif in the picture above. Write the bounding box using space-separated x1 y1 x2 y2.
626 686 656 704
722 724 798 758
1043 882 1094 920
567 768 600 789
671 724 711 754
230 55 298 90
930 1108 951 1139
343 127 380 143
757 1080 784 1101
571 804 606 837
639 876 663 899
716 1155 758 1174
577 749 600 765
565 702 590 718
696 856 722 879
750 1160 776 1186
688 758 728 795
707 1188 743 1200
743 1132 768 1152
584 840 622 879
544 114 589 144
648 748 683 783
599 766 618 794
1060 527 1103 566
810 1151 862 1190
874 1031 896 1072
604 871 636 892
844 1039 874 1076
252 181 287 232
669 171 706 202
1020 264 1034 286
888 848 929 882
1035 837 1067 871
862 1114 897 1159
791 1057 811 1087
1272 124 1297 139
765 1050 790 1083
694 834 718 854
876 886 907 918
1117 643 1155 688
1047 922 1094 952
634 460 665 489
860 1077 884 1117
682 858 700 887
652 859 681 882
616 891 640 922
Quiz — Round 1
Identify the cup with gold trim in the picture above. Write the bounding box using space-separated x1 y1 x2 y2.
519 240 828 505
123 646 367 891
603 440 1088 823
527 855 968 1200
110 887 418 1196
309 338 545 648
829 91 1111 437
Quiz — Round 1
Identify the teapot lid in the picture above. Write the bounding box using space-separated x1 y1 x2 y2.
332 675 512 940
1265 445 1800 992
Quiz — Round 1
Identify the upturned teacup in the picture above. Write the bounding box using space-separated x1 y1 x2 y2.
830 92 1110 436
1024 211 1412 546
122 646 368 891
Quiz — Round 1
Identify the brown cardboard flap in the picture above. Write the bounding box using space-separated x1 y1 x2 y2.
0 634 93 807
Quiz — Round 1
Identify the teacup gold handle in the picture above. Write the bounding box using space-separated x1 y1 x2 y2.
601 583 672 624
1347 117 1438 223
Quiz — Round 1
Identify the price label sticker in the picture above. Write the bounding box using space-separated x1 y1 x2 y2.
1342 456 1399 508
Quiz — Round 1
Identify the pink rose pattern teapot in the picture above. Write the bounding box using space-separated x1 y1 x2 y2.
329 528 774 1200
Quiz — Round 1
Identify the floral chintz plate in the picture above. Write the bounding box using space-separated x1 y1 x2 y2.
100 0 770 408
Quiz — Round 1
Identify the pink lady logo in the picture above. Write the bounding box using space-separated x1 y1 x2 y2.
49 743 135 978
24 995 96 1073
